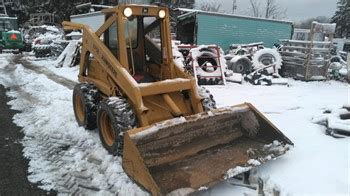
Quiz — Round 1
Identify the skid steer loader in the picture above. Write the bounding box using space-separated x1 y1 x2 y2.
63 5 293 195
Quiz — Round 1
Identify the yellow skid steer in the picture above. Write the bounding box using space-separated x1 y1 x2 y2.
63 4 293 195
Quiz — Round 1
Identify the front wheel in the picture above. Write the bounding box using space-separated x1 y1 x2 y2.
198 87 217 111
97 97 137 156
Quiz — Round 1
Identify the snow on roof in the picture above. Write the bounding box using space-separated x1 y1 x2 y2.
7 30 20 34
177 8 293 25
0 15 17 19
71 11 103 19
65 31 82 37
294 28 310 33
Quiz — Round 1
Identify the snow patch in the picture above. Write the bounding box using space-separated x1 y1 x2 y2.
312 106 350 135
132 117 187 141
0 55 9 69
7 30 21 34
225 166 252 180
167 188 195 196
247 159 261 166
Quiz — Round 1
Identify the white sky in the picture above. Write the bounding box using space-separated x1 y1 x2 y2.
195 0 338 21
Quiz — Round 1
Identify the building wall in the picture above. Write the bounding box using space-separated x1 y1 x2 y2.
196 13 293 50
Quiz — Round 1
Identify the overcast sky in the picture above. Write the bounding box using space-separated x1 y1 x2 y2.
196 0 337 22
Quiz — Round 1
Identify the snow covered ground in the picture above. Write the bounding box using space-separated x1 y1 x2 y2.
203 81 350 196
0 53 349 195
0 54 145 195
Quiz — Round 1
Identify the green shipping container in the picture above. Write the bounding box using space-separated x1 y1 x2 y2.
177 11 293 50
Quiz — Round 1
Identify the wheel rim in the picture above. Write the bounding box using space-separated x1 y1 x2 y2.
75 94 85 123
237 64 244 72
198 53 218 72
259 54 276 66
99 111 115 147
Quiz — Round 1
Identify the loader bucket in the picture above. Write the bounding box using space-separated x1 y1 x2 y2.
123 103 293 195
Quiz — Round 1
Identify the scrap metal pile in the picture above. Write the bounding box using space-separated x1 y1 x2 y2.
24 25 68 58
329 54 349 81
174 43 286 86
312 105 350 138
173 23 349 87
279 22 337 81
22 25 82 67
177 44 226 85
225 42 285 85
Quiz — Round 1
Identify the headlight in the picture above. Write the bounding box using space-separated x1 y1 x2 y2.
123 7 133 17
158 10 166 19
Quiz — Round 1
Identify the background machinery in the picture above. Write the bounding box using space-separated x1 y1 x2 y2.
0 0 25 53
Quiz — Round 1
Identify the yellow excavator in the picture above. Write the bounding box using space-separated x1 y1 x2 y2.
63 4 293 195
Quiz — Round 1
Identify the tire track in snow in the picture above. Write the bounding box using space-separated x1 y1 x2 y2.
10 54 77 90
0 54 147 195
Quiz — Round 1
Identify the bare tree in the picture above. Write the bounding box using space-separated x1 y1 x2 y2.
232 0 237 14
264 0 286 19
248 0 286 19
200 1 222 12
249 0 261 17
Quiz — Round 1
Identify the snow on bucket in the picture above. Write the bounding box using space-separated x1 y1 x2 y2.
122 103 293 195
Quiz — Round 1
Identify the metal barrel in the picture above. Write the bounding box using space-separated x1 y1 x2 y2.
123 103 293 195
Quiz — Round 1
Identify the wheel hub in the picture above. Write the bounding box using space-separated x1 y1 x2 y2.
75 94 85 123
100 111 115 147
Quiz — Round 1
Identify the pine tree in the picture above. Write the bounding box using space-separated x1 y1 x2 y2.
332 0 350 38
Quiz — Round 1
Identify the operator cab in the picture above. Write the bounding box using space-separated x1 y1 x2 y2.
103 5 171 83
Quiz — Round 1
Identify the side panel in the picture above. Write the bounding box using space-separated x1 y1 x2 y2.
71 12 104 32
123 134 161 195
196 13 293 50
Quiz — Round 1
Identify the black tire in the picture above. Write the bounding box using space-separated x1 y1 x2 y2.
330 56 341 63
198 87 216 111
33 46 51 58
24 42 32 52
232 58 252 74
97 97 137 156
197 77 207 85
73 83 100 130
197 52 219 72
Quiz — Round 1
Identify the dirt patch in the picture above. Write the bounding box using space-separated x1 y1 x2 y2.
0 85 56 195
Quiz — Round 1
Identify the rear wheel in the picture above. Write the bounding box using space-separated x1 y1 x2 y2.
73 83 100 130
97 97 137 156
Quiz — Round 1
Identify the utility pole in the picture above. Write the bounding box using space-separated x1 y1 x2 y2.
232 0 237 14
